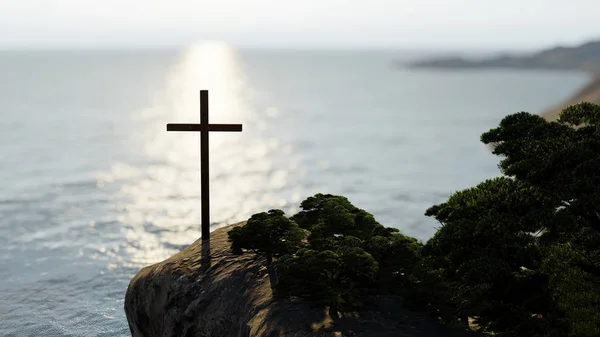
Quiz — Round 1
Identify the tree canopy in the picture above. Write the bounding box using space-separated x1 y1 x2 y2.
228 102 600 336
228 209 305 265
229 194 423 313
426 102 600 336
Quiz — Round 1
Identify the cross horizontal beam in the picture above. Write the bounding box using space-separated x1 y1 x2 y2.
167 123 243 132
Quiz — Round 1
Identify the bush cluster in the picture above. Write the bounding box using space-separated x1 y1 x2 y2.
229 102 600 336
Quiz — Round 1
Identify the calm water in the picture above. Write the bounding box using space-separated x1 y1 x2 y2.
0 44 588 336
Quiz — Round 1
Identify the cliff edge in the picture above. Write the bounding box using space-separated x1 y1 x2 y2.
124 222 478 337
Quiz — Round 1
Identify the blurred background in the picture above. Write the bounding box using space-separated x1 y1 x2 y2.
0 1 597 335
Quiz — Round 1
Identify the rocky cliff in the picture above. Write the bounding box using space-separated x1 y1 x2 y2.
124 222 478 337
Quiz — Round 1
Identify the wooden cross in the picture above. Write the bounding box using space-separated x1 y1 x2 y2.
167 90 242 242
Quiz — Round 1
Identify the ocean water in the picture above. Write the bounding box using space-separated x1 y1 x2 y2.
0 43 589 336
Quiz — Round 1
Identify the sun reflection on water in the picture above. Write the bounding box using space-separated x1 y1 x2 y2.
96 41 310 266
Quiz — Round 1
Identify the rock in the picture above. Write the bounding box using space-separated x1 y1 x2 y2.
124 222 479 337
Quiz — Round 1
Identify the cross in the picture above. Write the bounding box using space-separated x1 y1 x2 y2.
167 90 242 242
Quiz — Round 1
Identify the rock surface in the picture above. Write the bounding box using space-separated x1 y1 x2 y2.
124 222 479 337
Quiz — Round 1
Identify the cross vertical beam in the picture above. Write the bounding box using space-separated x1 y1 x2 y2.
200 90 210 241
167 90 242 242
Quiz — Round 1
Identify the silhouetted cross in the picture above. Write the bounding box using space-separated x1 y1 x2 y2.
167 90 242 242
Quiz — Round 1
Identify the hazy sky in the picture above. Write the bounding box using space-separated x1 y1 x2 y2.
1 0 599 49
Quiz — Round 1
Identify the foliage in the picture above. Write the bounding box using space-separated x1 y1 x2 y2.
425 102 600 336
482 103 600 278
292 194 395 241
289 193 425 305
228 209 305 265
425 178 562 335
542 243 600 337
230 193 425 312
227 103 600 335
275 245 378 312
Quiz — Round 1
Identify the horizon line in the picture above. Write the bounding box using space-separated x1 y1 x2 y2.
0 44 540 53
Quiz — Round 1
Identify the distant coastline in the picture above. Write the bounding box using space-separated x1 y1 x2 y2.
404 39 600 122
407 39 600 72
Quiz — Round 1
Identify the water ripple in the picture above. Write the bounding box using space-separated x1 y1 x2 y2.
4 45 583 336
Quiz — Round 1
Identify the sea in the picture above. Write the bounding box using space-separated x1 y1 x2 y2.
0 42 589 336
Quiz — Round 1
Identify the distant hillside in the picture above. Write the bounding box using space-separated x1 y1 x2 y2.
541 74 600 121
408 40 600 71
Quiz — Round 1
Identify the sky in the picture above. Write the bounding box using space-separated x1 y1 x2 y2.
1 0 599 49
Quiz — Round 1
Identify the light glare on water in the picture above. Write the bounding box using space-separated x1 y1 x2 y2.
0 42 589 336
97 41 305 265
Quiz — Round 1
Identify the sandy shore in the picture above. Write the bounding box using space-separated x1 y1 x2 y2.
540 74 600 121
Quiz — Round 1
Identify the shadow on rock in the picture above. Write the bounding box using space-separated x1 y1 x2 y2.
124 222 479 337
